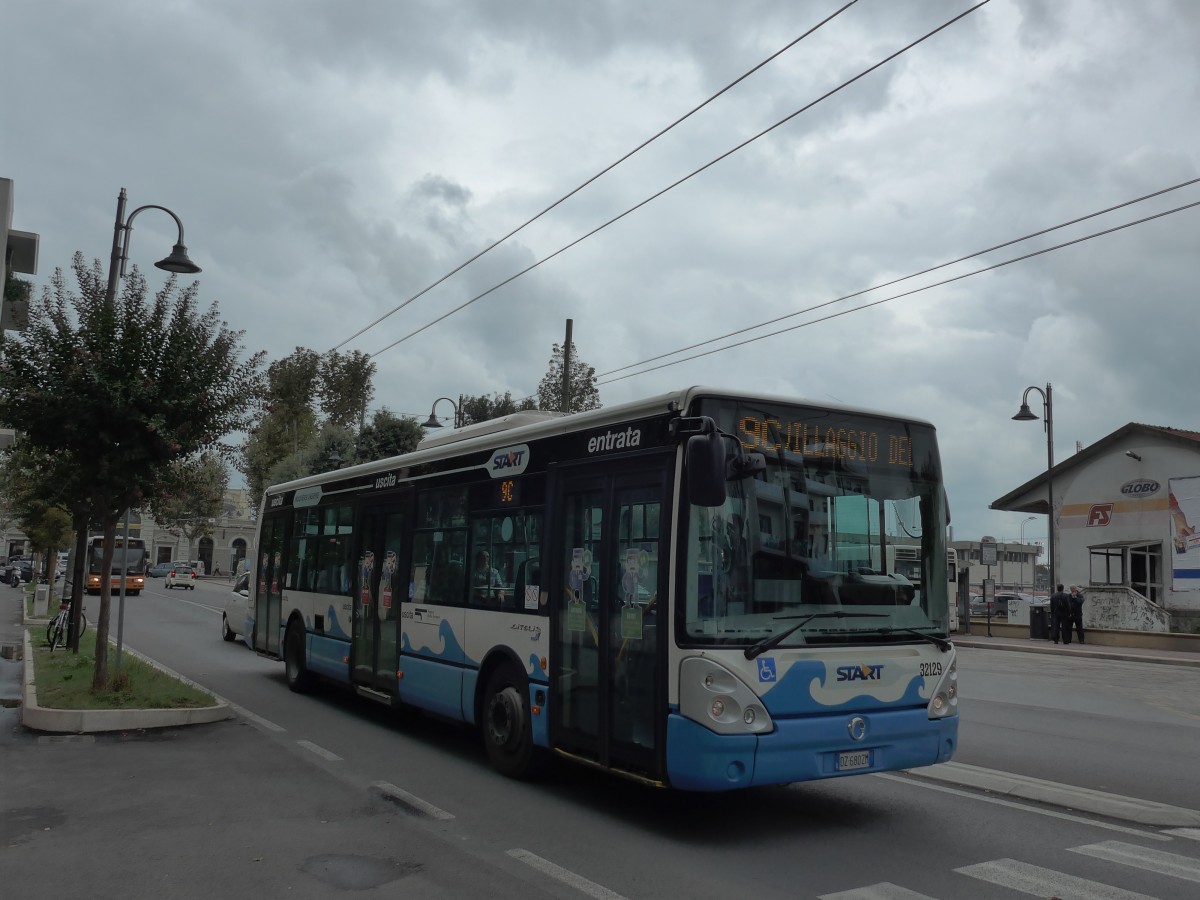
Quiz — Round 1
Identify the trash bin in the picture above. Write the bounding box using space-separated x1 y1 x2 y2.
1029 605 1049 640
34 583 50 617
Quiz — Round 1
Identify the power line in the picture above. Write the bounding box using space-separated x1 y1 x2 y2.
597 198 1200 385
597 177 1200 380
329 0 860 354
368 0 992 360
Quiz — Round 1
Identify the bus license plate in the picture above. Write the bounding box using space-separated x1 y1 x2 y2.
837 750 872 771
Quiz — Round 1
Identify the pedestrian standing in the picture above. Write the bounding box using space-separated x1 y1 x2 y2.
1068 585 1086 644
1049 583 1072 645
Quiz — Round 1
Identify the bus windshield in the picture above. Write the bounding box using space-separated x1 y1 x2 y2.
89 542 147 574
681 398 949 647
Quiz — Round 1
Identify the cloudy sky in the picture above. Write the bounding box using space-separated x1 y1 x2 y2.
4 0 1197 543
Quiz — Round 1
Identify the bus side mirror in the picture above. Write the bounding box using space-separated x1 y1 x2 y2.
687 433 727 507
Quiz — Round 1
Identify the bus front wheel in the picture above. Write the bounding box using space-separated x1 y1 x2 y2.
284 621 315 694
482 666 537 779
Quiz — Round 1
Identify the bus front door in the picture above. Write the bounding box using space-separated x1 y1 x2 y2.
254 517 286 657
352 505 405 693
550 461 670 781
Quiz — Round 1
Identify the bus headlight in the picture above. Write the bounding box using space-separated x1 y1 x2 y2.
926 653 958 720
680 658 773 735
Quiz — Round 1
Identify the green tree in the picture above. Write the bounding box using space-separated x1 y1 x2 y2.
535 341 601 413
319 350 375 431
457 391 538 427
0 253 263 686
0 447 75 582
356 408 424 462
149 453 229 563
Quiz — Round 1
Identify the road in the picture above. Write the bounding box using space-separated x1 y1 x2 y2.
104 578 1200 898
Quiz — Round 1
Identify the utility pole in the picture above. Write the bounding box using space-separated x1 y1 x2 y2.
560 318 573 414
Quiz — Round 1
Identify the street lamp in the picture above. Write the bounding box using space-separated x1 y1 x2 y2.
105 188 201 306
1013 383 1054 594
1019 515 1036 595
422 397 459 429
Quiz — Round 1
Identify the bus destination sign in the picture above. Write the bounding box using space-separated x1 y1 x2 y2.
737 414 916 469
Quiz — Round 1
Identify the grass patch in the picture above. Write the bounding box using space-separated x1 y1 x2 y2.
31 625 216 710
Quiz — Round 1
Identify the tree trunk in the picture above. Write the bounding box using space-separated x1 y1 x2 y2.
67 520 88 653
91 519 116 691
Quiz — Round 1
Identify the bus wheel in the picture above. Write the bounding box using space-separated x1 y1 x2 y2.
482 666 536 779
284 620 315 693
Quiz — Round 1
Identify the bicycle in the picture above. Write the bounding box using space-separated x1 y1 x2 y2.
46 598 87 651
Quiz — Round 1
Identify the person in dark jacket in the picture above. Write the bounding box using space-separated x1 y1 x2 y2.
1049 584 1072 645
1068 585 1086 644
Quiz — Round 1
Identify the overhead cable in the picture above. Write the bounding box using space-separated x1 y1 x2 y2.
368 0 992 360
598 198 1200 384
328 1 860 353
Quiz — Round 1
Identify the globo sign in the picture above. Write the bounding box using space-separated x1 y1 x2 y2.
1120 479 1160 497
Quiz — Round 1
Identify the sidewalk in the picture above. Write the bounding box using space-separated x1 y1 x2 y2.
0 591 559 898
953 631 1200 667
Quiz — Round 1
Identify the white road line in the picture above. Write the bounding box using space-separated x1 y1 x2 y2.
297 739 342 762
506 849 627 900
1071 839 1200 883
228 703 286 732
819 882 938 899
1164 827 1200 842
371 781 455 820
874 773 1172 840
954 858 1156 899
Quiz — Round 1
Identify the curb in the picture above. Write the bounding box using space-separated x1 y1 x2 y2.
20 630 233 734
953 639 1200 668
907 761 1200 827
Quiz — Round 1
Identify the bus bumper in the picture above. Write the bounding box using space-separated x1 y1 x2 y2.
665 708 957 792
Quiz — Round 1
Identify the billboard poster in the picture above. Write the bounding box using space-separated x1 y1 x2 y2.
1168 476 1200 588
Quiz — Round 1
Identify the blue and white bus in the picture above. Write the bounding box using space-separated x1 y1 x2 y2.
249 387 957 790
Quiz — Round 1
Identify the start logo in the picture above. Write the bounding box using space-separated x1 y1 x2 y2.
1086 504 1114 526
836 664 884 682
489 444 531 479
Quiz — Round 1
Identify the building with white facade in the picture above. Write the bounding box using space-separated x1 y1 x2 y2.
992 423 1200 633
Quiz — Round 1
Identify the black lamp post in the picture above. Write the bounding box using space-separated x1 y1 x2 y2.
423 397 459 429
105 188 201 306
1013 383 1054 593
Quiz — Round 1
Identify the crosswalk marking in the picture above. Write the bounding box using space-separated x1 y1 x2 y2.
1164 827 1200 842
954 858 1156 899
819 883 937 899
1071 840 1200 884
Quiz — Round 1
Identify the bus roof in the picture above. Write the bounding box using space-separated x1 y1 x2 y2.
263 386 936 499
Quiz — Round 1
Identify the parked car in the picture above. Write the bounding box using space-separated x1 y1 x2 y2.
147 562 173 578
223 572 252 644
165 565 197 590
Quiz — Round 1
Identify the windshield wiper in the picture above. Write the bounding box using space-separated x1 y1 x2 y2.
850 626 952 652
744 611 886 660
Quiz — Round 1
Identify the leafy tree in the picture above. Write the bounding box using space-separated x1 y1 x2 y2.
240 404 318 509
0 447 75 581
457 391 538 426
356 408 424 462
535 341 601 413
148 453 229 563
0 253 263 686
319 350 375 431
239 348 376 505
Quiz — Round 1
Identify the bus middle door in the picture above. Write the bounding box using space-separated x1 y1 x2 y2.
549 458 670 782
351 504 406 695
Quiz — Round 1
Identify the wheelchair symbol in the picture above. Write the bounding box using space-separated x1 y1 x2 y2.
757 658 777 682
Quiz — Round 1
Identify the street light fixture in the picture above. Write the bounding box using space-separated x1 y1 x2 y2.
1013 383 1054 593
105 188 201 306
422 397 459 429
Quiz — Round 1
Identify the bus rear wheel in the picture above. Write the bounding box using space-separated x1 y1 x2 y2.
482 666 537 779
285 620 315 693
